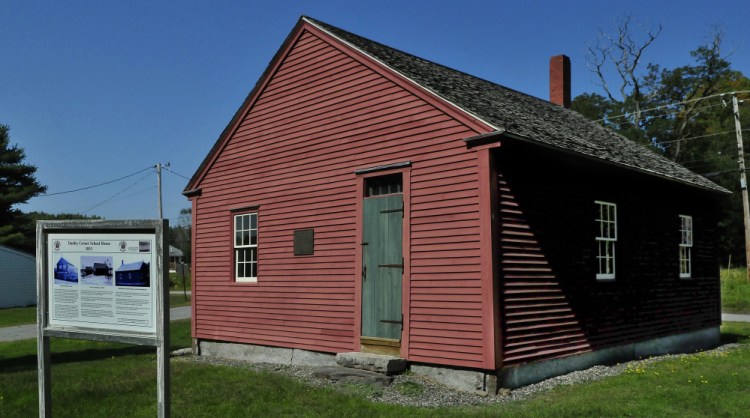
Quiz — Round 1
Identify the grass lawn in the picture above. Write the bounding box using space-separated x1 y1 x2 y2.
0 306 37 328
169 271 191 291
169 293 191 308
0 294 190 328
721 268 750 313
1 322 750 417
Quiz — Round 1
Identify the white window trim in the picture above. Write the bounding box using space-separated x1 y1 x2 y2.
234 212 258 283
595 200 617 280
679 214 693 279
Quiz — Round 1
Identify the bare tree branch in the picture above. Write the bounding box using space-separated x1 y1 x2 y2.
585 15 662 132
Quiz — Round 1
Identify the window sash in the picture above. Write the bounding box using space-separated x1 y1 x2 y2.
234 213 258 282
595 201 617 280
679 215 692 278
679 246 691 278
597 240 616 279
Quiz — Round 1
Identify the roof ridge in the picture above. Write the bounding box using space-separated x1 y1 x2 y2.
302 16 550 107
302 16 726 194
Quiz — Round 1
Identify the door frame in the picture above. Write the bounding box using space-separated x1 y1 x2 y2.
353 163 411 358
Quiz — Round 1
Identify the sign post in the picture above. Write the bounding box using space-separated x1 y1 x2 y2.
36 219 169 417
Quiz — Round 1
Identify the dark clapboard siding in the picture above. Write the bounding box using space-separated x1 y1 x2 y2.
193 27 489 367
496 144 720 366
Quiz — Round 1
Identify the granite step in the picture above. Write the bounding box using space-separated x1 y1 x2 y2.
335 352 407 375
313 366 393 386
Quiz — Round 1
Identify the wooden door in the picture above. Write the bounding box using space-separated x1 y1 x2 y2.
361 194 403 341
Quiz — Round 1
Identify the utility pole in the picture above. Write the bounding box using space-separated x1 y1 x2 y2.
155 162 170 220
731 94 750 283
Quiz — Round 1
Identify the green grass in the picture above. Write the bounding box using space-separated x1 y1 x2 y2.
169 293 191 308
0 306 37 328
721 268 750 313
169 271 191 291
2 322 750 417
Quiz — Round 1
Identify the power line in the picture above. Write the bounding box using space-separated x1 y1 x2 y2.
702 168 740 178
38 166 154 197
640 102 726 120
81 171 153 214
163 166 192 181
680 154 737 166
660 130 740 145
594 90 750 123
602 101 724 124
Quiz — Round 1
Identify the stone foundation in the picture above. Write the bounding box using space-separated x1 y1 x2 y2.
198 340 337 367
196 326 720 394
499 326 720 389
409 364 498 395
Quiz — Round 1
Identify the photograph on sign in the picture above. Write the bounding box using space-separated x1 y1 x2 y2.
53 257 79 284
47 233 158 335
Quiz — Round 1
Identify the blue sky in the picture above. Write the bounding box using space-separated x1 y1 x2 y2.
1 0 747 225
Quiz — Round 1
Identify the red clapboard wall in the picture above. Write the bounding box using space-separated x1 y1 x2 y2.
189 22 496 368
495 145 720 367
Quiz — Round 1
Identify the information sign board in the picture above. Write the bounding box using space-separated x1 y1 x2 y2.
37 220 170 417
48 233 158 335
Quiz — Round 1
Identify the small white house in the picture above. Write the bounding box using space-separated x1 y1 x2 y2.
0 245 36 308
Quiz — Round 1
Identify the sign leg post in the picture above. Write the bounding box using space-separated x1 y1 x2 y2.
37 334 51 417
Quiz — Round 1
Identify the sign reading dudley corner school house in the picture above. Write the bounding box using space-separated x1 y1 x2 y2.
48 234 157 335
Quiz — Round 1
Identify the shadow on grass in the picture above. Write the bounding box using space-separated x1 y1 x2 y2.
721 332 750 344
0 345 155 374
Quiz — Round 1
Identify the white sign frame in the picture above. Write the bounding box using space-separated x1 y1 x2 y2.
36 219 170 417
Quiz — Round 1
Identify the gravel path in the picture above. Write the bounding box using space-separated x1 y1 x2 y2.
174 342 743 408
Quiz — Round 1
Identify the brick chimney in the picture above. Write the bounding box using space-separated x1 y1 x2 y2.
550 55 571 108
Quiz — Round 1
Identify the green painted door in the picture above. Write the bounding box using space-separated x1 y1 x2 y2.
361 194 403 340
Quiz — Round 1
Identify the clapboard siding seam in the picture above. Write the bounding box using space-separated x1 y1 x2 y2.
201 133 471 192
256 70 400 125
248 73 391 124
204 123 473 180
240 74 393 128
214 112 457 173
204 120 466 184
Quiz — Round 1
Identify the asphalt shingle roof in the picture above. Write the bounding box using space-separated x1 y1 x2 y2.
304 17 727 194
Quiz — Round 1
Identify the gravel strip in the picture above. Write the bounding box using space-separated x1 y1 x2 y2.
174 342 744 408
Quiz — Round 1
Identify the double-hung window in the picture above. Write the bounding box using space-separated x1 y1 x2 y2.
679 215 693 278
234 212 258 282
595 201 617 280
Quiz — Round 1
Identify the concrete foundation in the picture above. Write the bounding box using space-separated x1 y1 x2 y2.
409 364 498 395
198 340 337 367
197 326 719 394
499 326 720 389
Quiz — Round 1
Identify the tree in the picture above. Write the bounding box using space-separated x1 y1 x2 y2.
10 211 102 253
573 23 750 265
585 15 662 144
0 124 46 251
169 207 192 263
641 31 732 161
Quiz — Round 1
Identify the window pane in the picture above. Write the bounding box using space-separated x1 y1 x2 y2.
233 213 258 281
235 248 243 277
365 174 403 197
